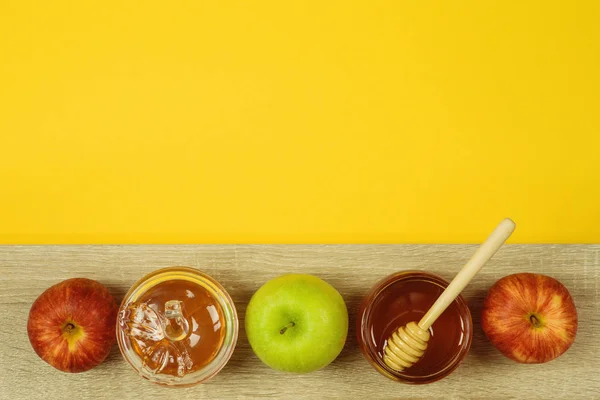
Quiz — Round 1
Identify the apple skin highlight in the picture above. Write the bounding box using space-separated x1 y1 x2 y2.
481 273 577 364
27 278 118 373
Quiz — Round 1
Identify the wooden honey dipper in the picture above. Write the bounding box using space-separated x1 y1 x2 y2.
383 218 516 371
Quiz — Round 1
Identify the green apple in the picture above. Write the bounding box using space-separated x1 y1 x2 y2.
245 274 348 373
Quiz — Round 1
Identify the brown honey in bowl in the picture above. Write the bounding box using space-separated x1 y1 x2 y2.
128 279 226 376
370 278 467 375
357 271 473 384
117 267 238 387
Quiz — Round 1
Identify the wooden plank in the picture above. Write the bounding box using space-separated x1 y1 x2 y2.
0 245 598 399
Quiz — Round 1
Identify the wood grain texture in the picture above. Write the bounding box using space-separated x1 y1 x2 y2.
0 245 598 399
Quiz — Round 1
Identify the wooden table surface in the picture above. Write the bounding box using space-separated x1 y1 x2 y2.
1 245 598 399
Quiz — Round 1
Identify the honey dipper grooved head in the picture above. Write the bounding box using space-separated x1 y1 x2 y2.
383 322 430 371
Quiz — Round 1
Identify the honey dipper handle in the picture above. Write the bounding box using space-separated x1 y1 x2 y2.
418 218 516 330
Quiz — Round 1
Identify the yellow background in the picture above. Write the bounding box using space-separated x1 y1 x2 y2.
1 1 599 244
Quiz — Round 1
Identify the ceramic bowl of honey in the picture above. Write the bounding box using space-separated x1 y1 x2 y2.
116 267 238 387
357 271 473 384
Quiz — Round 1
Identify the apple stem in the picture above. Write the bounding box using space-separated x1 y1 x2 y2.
64 323 75 334
530 314 541 328
279 322 295 335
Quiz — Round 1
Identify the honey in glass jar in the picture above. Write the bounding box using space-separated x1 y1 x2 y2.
357 271 473 383
117 267 238 387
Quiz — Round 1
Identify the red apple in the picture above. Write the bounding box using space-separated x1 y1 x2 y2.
481 273 577 363
27 278 118 372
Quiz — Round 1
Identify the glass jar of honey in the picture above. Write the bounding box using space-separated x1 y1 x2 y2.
116 267 238 387
357 271 473 384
